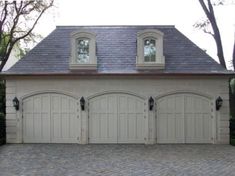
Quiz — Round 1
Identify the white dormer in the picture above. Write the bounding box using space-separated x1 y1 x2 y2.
70 31 97 70
136 29 165 70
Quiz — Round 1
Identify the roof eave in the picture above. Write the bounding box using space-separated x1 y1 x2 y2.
1 72 234 78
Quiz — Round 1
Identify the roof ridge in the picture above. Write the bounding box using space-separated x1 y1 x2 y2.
56 25 175 29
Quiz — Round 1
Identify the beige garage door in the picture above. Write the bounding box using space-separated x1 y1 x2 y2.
23 93 79 143
88 93 145 143
157 93 212 143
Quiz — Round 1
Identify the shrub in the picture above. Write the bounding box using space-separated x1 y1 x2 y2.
0 81 5 145
230 118 235 146
0 112 5 145
230 78 235 118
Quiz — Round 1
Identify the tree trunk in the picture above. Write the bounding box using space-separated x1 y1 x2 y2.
213 29 226 68
233 38 235 70
198 0 227 69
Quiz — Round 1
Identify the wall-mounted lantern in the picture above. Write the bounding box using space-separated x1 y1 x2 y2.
149 96 154 111
216 96 223 111
80 97 85 111
12 97 19 111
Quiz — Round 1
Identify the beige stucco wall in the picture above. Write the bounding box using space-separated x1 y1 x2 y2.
5 76 230 144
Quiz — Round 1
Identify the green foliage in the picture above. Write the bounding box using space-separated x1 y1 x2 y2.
0 35 10 60
231 138 235 146
0 0 54 71
0 81 5 145
230 78 235 118
0 81 5 114
0 34 31 61
230 78 235 94
230 118 235 146
0 113 4 119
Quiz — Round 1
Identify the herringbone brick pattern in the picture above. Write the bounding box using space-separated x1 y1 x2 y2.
0 144 234 176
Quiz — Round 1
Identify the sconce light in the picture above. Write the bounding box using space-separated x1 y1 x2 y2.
216 96 223 111
12 97 19 111
80 97 85 111
149 96 154 111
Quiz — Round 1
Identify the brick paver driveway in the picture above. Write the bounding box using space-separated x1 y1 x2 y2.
0 144 235 176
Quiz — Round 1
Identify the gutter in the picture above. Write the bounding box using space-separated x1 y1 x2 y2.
1 72 234 78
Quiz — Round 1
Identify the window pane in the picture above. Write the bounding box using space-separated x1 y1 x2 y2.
76 38 89 63
144 39 156 62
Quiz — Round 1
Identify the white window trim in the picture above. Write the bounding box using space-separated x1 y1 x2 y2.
70 31 97 70
137 29 165 70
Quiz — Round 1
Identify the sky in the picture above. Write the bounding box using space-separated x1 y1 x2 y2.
4 0 235 70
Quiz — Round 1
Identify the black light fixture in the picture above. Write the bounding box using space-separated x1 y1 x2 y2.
12 97 19 111
149 96 154 111
80 97 85 111
216 96 223 111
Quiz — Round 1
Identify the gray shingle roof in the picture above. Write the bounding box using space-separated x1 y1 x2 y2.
5 25 230 74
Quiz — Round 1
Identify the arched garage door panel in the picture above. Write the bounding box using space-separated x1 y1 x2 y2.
118 95 145 143
23 94 50 143
89 93 145 143
184 94 212 143
23 93 79 143
157 95 185 143
157 93 212 144
50 94 78 143
89 95 118 143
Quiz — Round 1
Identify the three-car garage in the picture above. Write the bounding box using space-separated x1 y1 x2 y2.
22 92 213 144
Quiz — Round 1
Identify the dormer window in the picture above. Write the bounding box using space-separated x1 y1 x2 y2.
76 38 90 63
137 29 165 69
70 31 97 70
144 38 156 62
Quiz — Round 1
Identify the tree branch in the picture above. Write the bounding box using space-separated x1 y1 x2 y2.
0 0 54 71
199 0 211 18
198 0 227 69
0 1 9 42
233 34 235 69
203 28 214 36
0 43 14 71
13 0 54 44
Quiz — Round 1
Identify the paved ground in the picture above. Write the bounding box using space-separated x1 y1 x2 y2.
0 144 235 176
